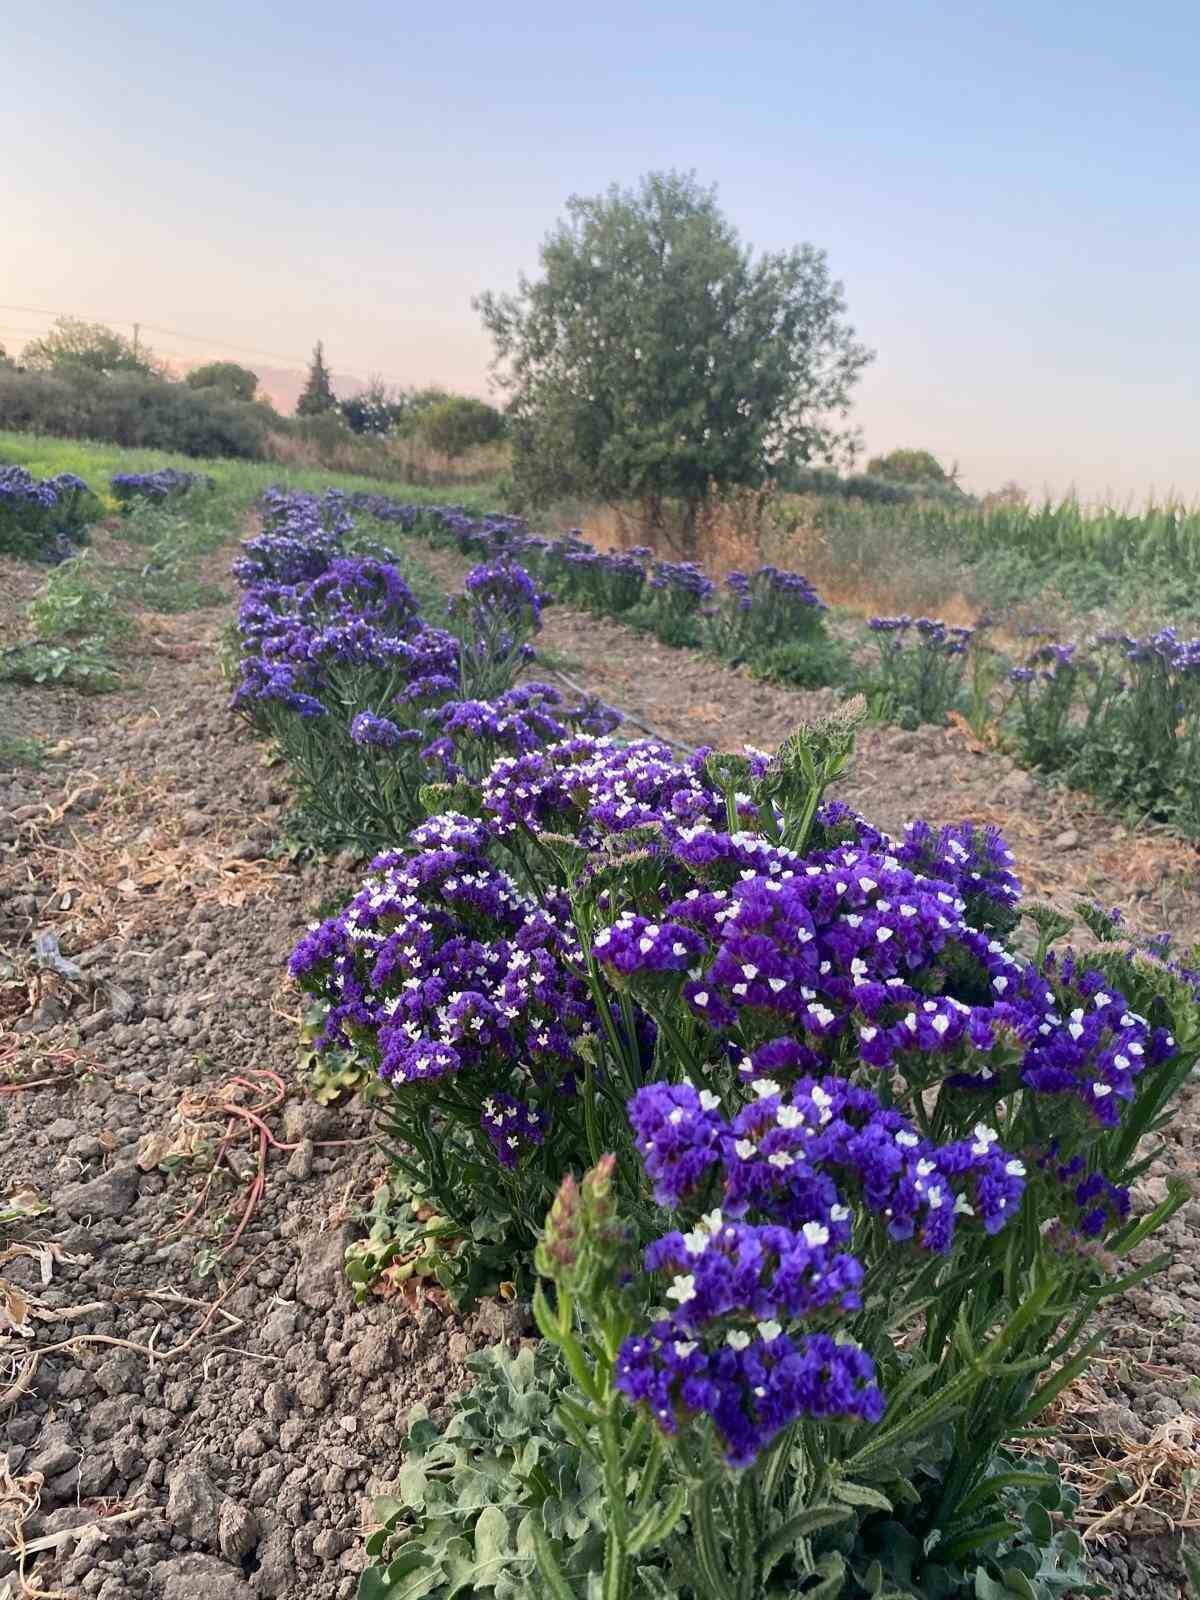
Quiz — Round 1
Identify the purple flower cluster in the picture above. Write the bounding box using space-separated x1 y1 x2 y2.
289 810 596 1158
460 557 545 629
111 468 212 504
481 734 723 842
1118 625 1200 676
481 1091 548 1169
350 711 416 750
591 821 1170 1126
1009 951 1174 1126
893 819 1021 930
647 558 715 601
424 683 575 776
0 466 98 561
726 565 825 627
231 494 619 828
615 1325 883 1466
868 616 974 655
626 1076 1025 1252
1039 1148 1131 1239
616 1079 902 1462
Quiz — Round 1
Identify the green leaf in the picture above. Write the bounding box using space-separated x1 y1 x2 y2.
799 1552 847 1600
1001 1569 1036 1599
357 1548 438 1600
759 1504 854 1569
955 1471 1057 1521
975 1575 1009 1600
832 1480 893 1512
1023 1500 1053 1545
934 1518 1018 1563
474 1503 512 1567
531 1524 579 1600
626 1483 687 1555
397 1464 429 1509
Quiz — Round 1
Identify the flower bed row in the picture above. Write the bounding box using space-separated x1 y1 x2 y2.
0 465 100 562
343 491 1200 841
352 492 845 687
229 488 620 852
289 710 1198 1598
0 463 211 562
229 494 1200 1599
110 467 215 505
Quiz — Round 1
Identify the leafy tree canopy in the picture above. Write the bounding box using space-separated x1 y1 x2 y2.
475 170 872 520
22 317 162 378
865 448 955 484
185 360 258 401
339 375 407 436
420 395 505 458
296 340 337 417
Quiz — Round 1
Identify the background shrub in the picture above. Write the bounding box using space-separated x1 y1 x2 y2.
419 395 505 458
184 361 259 401
0 368 269 459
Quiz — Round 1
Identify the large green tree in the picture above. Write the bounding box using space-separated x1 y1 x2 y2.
22 317 161 377
475 171 872 526
185 360 258 401
296 340 337 416
421 395 505 458
866 447 956 485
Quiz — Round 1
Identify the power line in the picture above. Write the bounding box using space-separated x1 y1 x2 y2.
0 303 315 366
0 325 300 374
0 303 420 385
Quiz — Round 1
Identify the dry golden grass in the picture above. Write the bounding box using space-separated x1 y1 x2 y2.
1037 1359 1200 1538
546 484 988 624
263 430 508 488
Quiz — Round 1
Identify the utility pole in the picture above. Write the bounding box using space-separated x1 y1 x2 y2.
132 323 140 360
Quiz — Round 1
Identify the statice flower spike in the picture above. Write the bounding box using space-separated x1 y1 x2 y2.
535 1155 628 1311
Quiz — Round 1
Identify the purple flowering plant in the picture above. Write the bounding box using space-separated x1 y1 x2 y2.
706 565 827 664
1007 629 1200 835
230 491 619 852
295 696 1195 1591
866 615 976 728
111 468 213 505
0 465 100 562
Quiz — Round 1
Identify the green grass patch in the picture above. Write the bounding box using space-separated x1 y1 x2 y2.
0 731 45 768
0 431 502 529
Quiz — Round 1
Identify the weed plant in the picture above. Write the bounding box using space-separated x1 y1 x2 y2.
0 640 122 692
29 554 132 644
0 732 44 768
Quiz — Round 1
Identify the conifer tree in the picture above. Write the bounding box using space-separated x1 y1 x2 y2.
297 340 337 415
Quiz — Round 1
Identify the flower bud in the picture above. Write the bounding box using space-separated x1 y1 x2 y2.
535 1156 627 1305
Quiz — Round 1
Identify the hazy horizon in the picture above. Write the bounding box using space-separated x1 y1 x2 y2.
5 0 1198 501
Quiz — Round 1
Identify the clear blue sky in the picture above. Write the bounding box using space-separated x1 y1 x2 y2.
5 0 1198 498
